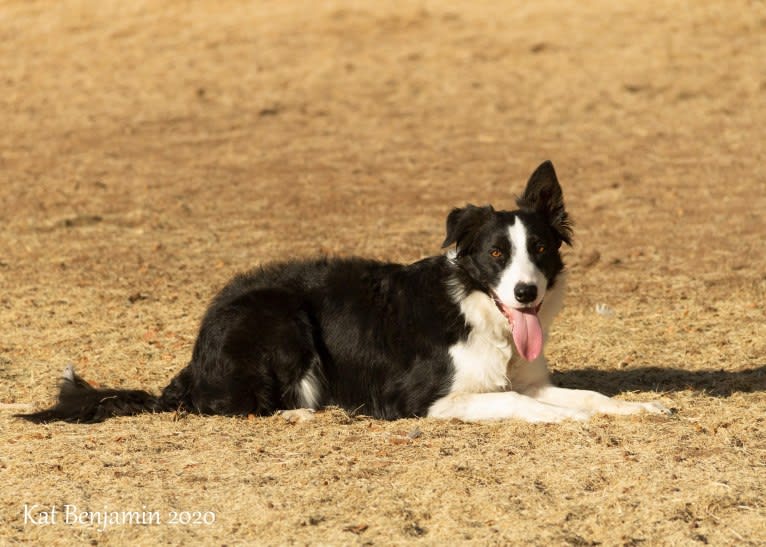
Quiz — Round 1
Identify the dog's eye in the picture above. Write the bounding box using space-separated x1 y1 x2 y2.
490 249 503 259
536 244 546 255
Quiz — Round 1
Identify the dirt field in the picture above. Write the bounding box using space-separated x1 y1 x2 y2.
1 0 765 544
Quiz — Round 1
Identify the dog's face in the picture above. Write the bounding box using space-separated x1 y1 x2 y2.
443 161 572 361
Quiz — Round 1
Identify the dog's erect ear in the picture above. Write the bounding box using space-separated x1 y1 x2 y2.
442 204 494 255
517 160 573 246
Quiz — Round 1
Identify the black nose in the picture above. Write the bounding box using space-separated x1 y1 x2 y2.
514 283 538 304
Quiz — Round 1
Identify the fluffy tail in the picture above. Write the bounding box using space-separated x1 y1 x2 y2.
16 365 185 424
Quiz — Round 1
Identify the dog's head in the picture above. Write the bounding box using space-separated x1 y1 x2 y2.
443 160 572 361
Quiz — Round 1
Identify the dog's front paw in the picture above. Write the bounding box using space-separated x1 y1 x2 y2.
639 401 673 415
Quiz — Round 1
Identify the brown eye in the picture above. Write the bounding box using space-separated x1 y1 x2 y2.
490 249 503 259
536 245 546 255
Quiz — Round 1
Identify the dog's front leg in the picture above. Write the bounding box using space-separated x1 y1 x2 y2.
522 384 671 416
427 391 592 423
510 355 671 416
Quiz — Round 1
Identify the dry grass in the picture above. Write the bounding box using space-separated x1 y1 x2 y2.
1 0 765 545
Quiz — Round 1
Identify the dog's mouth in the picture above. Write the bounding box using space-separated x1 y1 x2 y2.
490 291 543 362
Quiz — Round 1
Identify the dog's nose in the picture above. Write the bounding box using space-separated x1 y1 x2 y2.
514 283 538 304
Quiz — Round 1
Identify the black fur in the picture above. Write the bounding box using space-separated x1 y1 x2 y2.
18 161 570 424
18 368 175 424
516 160 573 246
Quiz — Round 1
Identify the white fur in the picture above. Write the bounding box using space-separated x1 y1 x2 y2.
448 291 513 394
521 384 670 415
279 408 316 423
494 220 549 308
63 364 75 382
428 391 591 422
297 369 321 409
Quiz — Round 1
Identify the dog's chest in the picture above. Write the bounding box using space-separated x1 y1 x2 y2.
448 291 513 393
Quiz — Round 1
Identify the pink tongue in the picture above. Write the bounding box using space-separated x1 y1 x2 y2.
508 307 543 361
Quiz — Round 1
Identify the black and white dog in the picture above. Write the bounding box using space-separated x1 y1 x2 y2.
21 161 669 424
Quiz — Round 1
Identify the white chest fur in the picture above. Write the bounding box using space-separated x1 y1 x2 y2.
448 290 513 393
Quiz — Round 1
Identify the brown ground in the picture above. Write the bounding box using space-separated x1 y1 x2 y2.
1 0 765 545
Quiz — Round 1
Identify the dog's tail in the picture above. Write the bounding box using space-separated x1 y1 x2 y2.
16 365 190 424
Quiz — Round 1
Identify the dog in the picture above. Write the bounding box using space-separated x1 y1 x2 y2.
19 161 670 424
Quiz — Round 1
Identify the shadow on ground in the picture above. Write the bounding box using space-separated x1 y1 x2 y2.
551 365 766 397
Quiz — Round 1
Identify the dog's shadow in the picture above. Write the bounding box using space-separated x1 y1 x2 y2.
551 364 766 397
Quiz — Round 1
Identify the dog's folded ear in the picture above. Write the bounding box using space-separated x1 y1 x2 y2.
442 204 494 255
517 160 573 246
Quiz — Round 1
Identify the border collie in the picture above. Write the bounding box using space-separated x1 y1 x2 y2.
19 161 670 424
